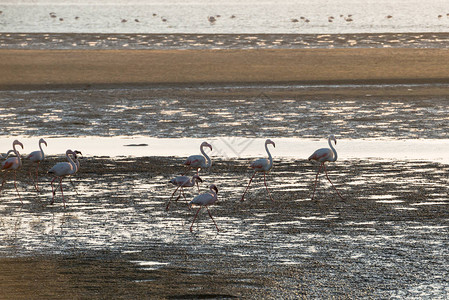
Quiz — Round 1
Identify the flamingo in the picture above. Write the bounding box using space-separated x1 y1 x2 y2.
27 138 47 191
241 139 275 202
189 184 219 232
0 140 24 203
48 150 77 208
184 141 212 176
308 134 344 200
68 150 82 194
166 175 203 211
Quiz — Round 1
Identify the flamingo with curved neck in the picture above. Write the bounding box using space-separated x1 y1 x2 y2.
48 149 77 208
308 134 344 200
0 140 24 203
184 141 213 176
189 184 219 232
241 139 275 202
166 174 203 211
27 138 48 192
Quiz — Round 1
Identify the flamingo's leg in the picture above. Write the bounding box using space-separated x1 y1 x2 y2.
323 164 345 200
206 206 219 232
0 173 8 195
311 164 323 201
241 171 256 202
190 207 202 232
59 178 66 209
166 186 181 211
69 177 79 195
50 177 58 204
13 171 22 204
263 172 274 201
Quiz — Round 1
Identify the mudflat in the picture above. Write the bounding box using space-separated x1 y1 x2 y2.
1 48 449 90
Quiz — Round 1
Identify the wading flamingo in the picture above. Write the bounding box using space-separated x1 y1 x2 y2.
48 150 77 208
241 139 275 202
184 142 212 176
0 140 24 203
189 184 219 232
308 134 344 200
166 175 203 211
68 150 82 194
27 138 47 192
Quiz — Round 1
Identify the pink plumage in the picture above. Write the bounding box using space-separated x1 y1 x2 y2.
184 141 212 175
189 184 219 232
308 134 344 201
241 139 275 202
166 175 203 210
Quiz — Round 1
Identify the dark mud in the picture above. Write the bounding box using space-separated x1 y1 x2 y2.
1 156 448 298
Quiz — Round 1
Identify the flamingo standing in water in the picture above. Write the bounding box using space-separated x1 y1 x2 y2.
308 134 344 200
27 138 47 192
0 140 24 203
189 184 219 232
48 150 77 208
68 150 82 194
241 139 275 202
184 142 212 176
166 175 203 211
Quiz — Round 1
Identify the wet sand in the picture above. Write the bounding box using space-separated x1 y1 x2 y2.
2 48 449 91
0 156 448 298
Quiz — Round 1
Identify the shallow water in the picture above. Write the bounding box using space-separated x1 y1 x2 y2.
1 88 449 140
3 32 449 50
0 157 448 298
2 0 449 34
1 86 449 297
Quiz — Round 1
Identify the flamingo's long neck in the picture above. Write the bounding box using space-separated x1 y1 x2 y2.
39 141 45 160
328 137 338 162
67 153 76 174
265 142 273 169
201 145 212 168
13 144 22 166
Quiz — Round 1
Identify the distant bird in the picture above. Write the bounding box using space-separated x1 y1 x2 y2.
0 140 24 203
241 139 275 202
135 19 140 22
189 184 219 232
121 19 127 23
27 138 47 192
208 16 216 23
184 142 212 176
308 134 344 201
166 175 203 210
48 150 77 208
291 19 299 23
161 17 167 22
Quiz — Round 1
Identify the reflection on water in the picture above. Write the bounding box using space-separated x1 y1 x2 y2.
1 89 449 139
0 157 448 297
3 33 449 50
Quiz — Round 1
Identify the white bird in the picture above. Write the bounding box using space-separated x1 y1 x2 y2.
184 141 212 175
27 138 47 192
48 150 77 208
0 140 24 203
189 184 219 232
166 174 203 211
68 150 82 194
241 139 275 202
308 134 344 200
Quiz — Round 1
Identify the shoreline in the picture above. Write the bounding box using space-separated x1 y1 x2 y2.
2 48 449 92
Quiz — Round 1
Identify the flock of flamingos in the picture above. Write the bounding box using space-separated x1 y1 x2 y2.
0 135 343 232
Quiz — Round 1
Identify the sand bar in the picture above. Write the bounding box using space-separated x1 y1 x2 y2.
2 48 449 90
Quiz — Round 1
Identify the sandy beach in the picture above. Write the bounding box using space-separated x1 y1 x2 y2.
2 48 449 92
